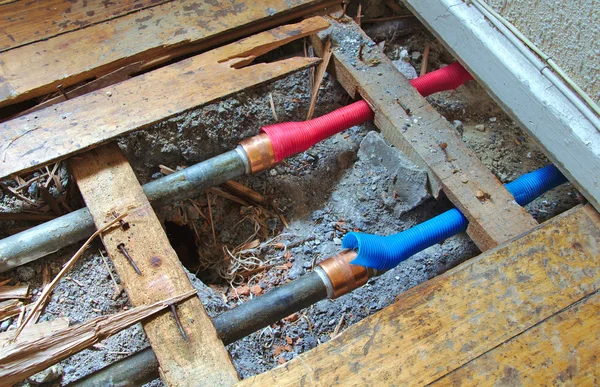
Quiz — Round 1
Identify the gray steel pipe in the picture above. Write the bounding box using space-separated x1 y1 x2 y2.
0 149 248 273
68 272 328 387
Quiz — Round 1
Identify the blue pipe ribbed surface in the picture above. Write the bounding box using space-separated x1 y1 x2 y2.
342 165 567 270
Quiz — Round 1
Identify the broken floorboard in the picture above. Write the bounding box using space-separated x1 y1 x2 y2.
0 0 173 52
237 204 600 386
311 17 538 251
0 0 336 108
70 143 238 386
0 16 328 179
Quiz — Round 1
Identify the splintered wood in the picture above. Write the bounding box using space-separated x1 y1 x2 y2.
238 205 600 386
0 291 196 386
70 144 238 386
0 16 330 179
0 0 334 107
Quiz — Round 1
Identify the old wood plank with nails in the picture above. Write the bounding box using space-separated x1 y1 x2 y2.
237 204 600 386
0 0 335 108
71 143 239 386
0 16 329 179
0 0 173 52
311 17 538 251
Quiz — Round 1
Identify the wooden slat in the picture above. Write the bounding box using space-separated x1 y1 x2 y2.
433 291 600 386
71 143 238 386
0 17 328 179
0 285 28 300
311 18 538 251
237 204 600 386
0 0 335 108
0 0 172 52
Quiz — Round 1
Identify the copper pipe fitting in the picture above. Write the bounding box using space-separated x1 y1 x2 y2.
239 133 277 174
316 250 375 299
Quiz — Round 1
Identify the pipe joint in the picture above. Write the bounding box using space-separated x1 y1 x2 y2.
317 250 375 299
239 133 277 174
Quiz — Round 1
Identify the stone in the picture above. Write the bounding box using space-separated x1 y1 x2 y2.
28 364 63 384
16 266 36 281
475 124 486 132
358 132 429 215
392 59 418 79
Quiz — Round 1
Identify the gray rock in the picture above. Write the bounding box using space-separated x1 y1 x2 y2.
16 266 36 281
0 319 11 332
358 132 429 215
392 59 418 80
28 364 63 384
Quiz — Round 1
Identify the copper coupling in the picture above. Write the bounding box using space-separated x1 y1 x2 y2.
238 133 277 174
315 250 376 299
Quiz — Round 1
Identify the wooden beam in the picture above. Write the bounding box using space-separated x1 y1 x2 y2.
0 0 173 52
400 0 600 213
433 290 600 386
237 204 600 386
0 0 336 107
0 16 328 179
311 18 538 251
70 144 238 386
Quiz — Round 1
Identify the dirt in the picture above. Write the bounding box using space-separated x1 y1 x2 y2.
0 8 581 386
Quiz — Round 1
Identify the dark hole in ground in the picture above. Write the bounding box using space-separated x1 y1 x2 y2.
164 220 226 284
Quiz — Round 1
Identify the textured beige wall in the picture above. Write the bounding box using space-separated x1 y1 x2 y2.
487 0 599 103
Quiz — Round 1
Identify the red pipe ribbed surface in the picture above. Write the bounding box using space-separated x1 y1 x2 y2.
261 100 374 162
262 62 472 162
409 61 473 97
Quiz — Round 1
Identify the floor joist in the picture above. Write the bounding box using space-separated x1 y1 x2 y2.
70 143 239 386
311 17 538 251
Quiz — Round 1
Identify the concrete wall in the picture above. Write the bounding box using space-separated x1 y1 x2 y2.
487 0 599 104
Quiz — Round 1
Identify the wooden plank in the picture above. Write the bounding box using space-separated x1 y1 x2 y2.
0 0 173 52
433 291 600 386
311 18 538 251
0 0 335 108
0 317 69 347
0 299 21 321
0 17 328 179
0 285 28 300
70 144 238 386
237 204 600 386
401 0 600 213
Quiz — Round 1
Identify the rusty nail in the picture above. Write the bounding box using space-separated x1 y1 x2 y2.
113 211 130 230
170 304 188 342
57 84 69 100
116 243 142 275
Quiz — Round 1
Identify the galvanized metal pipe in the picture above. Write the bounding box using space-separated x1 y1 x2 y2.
0 149 247 273
68 272 329 387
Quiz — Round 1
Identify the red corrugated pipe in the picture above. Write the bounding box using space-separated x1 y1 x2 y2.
261 62 472 163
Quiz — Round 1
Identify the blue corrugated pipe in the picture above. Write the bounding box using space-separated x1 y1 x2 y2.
342 164 567 271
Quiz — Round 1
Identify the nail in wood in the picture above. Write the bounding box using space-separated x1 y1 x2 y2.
170 304 188 342
116 243 142 275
